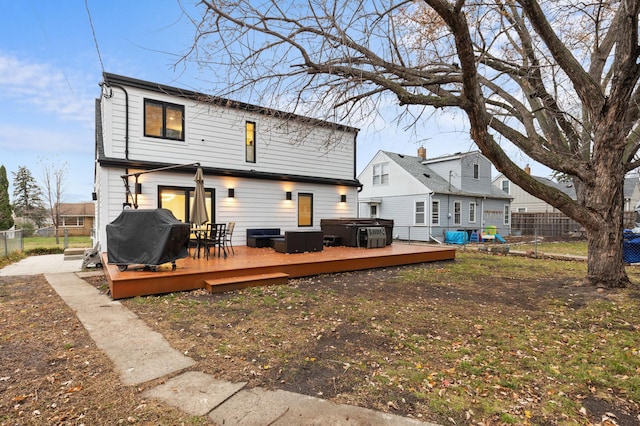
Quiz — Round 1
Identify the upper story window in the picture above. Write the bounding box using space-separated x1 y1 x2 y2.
473 164 479 179
501 179 510 194
372 162 389 185
144 99 184 141
246 121 256 163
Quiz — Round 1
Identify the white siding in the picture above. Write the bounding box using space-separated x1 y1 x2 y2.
97 168 357 251
103 87 355 180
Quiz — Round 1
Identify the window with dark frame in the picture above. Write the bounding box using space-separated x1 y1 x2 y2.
158 186 215 225
246 121 256 163
473 163 479 179
298 193 313 227
144 99 185 141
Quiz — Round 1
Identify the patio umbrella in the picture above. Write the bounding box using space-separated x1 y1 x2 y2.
190 167 209 226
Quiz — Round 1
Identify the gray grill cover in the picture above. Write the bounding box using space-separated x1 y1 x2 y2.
107 208 190 266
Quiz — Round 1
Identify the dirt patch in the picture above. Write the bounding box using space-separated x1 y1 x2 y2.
2 253 640 425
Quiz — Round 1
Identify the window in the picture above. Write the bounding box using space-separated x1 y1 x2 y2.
61 217 84 227
144 99 184 141
454 201 461 225
372 162 389 185
504 204 511 225
246 121 256 163
370 204 378 218
473 164 479 179
469 202 476 223
431 200 440 225
414 200 426 225
501 180 510 194
298 193 313 227
158 186 215 224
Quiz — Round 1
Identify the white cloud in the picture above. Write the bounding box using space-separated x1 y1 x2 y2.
0 53 95 125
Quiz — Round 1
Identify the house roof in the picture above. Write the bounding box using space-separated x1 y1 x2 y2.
96 73 362 188
57 203 95 217
101 73 359 134
496 173 639 201
382 151 511 199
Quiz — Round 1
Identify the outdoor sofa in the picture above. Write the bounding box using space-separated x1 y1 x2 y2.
272 231 324 253
246 228 284 248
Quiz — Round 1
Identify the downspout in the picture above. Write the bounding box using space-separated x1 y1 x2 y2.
100 81 130 160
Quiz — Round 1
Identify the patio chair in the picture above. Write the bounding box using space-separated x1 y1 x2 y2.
224 221 235 255
205 223 227 259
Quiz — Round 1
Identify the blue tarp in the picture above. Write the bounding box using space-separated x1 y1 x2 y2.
445 231 468 245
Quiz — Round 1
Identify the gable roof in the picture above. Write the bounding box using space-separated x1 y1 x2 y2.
382 151 511 199
56 203 95 217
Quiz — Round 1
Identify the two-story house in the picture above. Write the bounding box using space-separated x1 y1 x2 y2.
94 73 361 251
358 149 512 242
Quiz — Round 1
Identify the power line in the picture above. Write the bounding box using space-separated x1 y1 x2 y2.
85 0 105 74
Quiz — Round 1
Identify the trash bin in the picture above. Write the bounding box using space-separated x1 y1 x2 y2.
623 230 640 264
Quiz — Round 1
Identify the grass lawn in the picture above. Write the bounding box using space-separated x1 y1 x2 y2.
507 239 588 256
22 235 92 250
108 250 639 425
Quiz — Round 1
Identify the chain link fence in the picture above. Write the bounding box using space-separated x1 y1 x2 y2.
1 229 23 258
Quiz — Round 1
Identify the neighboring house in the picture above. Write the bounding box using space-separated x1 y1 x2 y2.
493 167 640 212
94 73 360 251
358 149 512 242
56 202 95 237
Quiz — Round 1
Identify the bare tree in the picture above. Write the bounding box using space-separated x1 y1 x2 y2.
182 0 640 288
40 159 68 244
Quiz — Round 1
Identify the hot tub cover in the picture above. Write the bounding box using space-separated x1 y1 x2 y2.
107 208 190 266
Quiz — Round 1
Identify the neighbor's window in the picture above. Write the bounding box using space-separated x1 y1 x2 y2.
144 99 184 141
246 121 256 163
61 217 84 227
370 204 378 218
504 204 511 225
431 200 440 226
501 179 510 194
454 201 461 225
469 202 476 223
414 200 426 225
473 164 479 179
298 193 313 227
372 162 389 185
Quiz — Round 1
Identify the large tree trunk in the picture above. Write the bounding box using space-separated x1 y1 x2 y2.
581 135 631 288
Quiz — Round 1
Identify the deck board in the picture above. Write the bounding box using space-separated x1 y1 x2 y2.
103 243 456 299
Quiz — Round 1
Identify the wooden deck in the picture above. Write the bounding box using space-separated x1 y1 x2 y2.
102 243 456 299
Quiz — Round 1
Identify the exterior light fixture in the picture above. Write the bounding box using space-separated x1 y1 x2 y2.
228 188 235 198
286 191 292 200
135 183 142 194
340 194 347 203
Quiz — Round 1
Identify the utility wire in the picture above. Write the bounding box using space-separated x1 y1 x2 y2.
85 0 105 75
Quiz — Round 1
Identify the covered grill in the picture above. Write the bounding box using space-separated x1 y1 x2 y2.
107 208 190 271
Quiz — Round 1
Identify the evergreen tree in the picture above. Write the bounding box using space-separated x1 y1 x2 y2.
0 165 14 230
12 166 46 227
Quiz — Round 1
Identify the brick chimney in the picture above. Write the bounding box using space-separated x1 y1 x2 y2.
524 164 531 175
418 146 427 160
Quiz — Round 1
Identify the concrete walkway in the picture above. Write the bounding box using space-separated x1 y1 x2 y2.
1 255 436 425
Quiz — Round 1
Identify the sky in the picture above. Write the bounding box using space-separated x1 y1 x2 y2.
0 0 548 204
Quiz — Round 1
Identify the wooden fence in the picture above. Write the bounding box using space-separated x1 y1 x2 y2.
511 212 636 237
